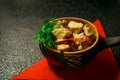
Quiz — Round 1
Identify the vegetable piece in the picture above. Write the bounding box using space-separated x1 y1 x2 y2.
56 36 92 44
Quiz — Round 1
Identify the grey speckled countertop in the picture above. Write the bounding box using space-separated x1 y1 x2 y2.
0 0 120 79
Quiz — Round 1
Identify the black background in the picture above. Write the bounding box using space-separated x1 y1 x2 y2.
0 0 120 79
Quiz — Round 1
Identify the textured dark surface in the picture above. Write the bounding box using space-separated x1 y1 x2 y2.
0 0 120 79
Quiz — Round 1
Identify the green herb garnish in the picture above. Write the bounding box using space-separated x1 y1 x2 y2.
34 18 62 47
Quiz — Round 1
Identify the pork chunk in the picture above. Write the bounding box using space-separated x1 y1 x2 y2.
83 25 94 36
52 28 72 39
68 21 83 33
56 44 70 51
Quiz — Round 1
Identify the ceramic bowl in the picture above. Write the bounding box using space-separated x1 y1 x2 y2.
39 17 120 69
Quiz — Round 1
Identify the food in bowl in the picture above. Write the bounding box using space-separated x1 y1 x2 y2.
34 17 97 52
52 20 96 52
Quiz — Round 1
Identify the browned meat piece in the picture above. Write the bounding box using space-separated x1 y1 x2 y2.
83 24 95 36
68 21 83 33
56 44 70 51
52 28 72 39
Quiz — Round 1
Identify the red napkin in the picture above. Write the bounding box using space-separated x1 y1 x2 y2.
10 20 119 80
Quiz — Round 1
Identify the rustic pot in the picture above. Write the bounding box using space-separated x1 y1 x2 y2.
39 17 120 69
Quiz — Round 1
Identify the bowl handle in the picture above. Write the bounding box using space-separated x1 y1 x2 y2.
103 36 120 47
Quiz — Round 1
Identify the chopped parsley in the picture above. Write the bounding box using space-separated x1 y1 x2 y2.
34 18 62 47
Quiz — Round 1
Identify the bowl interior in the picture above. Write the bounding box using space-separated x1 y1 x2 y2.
44 17 99 54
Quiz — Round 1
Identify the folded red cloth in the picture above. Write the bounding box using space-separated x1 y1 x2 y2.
10 20 119 80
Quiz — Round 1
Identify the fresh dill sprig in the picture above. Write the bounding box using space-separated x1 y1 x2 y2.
34 18 61 47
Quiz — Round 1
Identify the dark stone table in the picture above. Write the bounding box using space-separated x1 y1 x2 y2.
0 0 120 79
